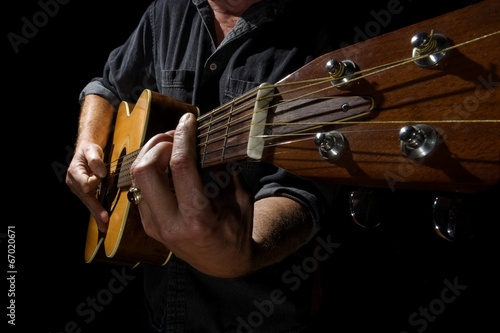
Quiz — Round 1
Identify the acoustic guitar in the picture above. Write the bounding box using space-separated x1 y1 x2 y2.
85 0 500 266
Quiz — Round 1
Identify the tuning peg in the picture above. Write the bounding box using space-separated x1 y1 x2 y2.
399 124 438 159
314 131 346 161
349 190 384 229
411 32 432 49
325 58 360 87
432 196 473 242
411 30 450 68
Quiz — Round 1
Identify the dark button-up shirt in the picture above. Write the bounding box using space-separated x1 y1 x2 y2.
80 0 336 331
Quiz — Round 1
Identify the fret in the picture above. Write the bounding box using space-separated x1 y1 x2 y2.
220 102 234 163
200 112 214 168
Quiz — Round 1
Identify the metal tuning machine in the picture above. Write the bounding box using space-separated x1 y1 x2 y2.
349 190 384 229
399 124 438 159
411 30 450 68
314 131 346 161
325 59 360 87
432 196 474 242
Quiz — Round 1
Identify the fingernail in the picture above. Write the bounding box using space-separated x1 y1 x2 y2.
180 113 193 124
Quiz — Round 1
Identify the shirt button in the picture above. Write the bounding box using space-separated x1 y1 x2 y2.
209 62 218 71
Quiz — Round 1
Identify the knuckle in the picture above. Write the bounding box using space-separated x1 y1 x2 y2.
151 132 170 142
65 174 74 189
168 155 191 175
87 154 103 169
86 154 100 165
83 145 104 165
185 218 215 245
131 161 153 182
142 220 157 239
81 183 92 194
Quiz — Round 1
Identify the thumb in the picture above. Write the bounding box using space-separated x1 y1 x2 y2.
85 144 107 178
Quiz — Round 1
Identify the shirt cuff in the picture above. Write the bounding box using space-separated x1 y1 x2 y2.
78 80 121 109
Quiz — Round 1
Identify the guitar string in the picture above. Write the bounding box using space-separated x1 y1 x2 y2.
102 30 500 178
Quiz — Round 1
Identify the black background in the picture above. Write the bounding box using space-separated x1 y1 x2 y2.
4 0 498 332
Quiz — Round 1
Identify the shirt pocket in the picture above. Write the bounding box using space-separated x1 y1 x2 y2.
161 69 195 103
223 77 260 104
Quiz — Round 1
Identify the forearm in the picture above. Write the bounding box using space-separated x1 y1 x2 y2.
252 197 312 270
76 94 115 149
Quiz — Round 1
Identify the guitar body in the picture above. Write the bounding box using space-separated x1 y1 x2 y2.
84 90 198 265
266 0 500 192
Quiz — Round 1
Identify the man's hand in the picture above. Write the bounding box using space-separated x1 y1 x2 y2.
130 113 256 277
66 94 115 232
66 142 109 232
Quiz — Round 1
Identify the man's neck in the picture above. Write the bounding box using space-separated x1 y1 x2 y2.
208 0 263 44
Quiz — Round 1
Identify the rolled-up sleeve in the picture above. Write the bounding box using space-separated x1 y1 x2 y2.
240 162 338 240
79 3 157 109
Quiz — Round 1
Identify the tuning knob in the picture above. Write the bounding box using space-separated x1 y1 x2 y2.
349 190 383 229
432 196 474 242
399 124 438 159
325 58 360 87
314 131 346 161
411 30 450 68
